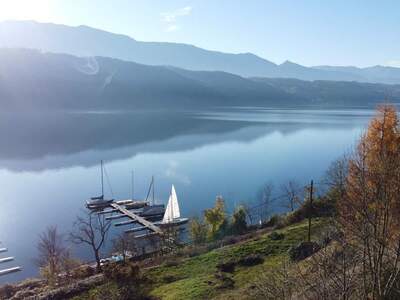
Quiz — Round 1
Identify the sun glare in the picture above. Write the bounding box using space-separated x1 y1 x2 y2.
0 0 53 22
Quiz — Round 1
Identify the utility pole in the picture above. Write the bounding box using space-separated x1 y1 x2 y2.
307 180 314 242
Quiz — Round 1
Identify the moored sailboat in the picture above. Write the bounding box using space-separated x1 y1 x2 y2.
158 185 188 227
86 160 114 209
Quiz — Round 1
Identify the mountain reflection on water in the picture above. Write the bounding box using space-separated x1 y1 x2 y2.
0 108 372 283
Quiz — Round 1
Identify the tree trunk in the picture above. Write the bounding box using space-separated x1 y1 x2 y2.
94 248 102 272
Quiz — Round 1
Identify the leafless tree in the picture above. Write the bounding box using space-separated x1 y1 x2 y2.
70 211 111 271
324 155 348 198
36 226 66 284
256 182 274 223
280 180 302 212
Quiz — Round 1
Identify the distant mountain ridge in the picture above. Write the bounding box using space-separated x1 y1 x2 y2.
0 48 399 111
1 20 400 84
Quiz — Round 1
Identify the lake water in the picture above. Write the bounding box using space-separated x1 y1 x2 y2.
0 107 374 283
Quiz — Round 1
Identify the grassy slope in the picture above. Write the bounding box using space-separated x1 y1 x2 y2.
74 218 329 299
148 218 329 300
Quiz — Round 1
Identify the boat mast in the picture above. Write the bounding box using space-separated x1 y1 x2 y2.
152 175 155 206
101 160 104 198
132 170 135 200
170 186 173 221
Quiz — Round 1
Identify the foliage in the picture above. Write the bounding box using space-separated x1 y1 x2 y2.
269 231 285 241
285 196 335 225
102 262 151 300
230 205 248 235
204 196 228 241
288 241 320 261
237 254 264 266
189 217 207 245
338 105 400 298
263 214 285 228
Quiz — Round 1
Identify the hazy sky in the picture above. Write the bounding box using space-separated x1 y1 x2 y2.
0 0 399 67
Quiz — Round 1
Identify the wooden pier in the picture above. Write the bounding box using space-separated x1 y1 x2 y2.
110 203 162 234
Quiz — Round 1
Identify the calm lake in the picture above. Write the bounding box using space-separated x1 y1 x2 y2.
0 107 374 283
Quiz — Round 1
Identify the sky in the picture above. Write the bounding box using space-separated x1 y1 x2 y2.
0 0 399 67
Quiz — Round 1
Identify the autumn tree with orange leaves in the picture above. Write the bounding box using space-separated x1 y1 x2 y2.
338 105 400 299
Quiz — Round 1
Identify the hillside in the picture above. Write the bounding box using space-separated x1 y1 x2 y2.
0 48 300 111
68 219 329 300
1 49 400 111
1 20 400 84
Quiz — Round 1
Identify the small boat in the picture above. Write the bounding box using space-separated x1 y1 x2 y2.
125 200 149 210
141 204 165 221
159 185 188 227
86 160 114 209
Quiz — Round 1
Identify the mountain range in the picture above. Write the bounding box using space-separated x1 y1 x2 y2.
1 48 399 111
1 20 400 84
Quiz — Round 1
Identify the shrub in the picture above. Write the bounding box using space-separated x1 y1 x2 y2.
0 284 15 299
221 235 239 246
238 254 264 267
216 260 236 273
71 265 94 279
189 217 207 245
285 197 335 226
263 214 282 227
230 206 248 235
288 241 320 261
162 275 179 283
214 272 235 289
163 258 180 267
269 231 285 240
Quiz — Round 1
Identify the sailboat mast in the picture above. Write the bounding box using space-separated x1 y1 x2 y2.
132 170 135 200
101 160 104 197
170 187 173 221
152 175 155 206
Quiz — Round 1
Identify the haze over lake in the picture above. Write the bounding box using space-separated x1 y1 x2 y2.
0 107 372 283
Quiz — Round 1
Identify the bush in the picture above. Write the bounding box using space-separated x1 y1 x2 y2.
288 241 320 261
103 262 150 300
230 206 248 235
72 265 94 279
0 284 15 299
238 254 264 267
162 275 179 283
163 258 180 267
269 231 285 240
214 272 235 289
216 260 236 273
317 225 342 247
262 214 282 227
285 197 335 226
221 235 239 246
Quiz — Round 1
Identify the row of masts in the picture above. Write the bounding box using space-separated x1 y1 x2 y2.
87 161 188 240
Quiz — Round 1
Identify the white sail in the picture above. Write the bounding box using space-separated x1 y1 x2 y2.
163 185 181 223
